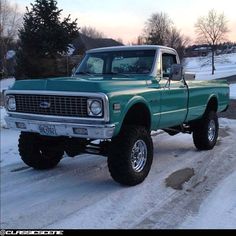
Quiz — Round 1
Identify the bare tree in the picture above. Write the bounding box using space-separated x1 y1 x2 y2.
0 0 22 77
136 36 145 45
143 12 172 45
195 9 229 74
80 26 105 39
168 27 190 60
142 12 190 61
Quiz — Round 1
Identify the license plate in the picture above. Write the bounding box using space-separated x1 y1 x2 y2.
39 124 57 136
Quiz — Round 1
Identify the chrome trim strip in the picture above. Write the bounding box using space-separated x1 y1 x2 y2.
5 116 115 139
5 90 110 122
5 90 106 97
7 112 106 123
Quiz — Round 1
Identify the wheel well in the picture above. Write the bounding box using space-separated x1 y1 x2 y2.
122 103 151 130
206 97 218 112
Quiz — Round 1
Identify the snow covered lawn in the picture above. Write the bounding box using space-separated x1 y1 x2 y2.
1 119 236 229
184 53 236 80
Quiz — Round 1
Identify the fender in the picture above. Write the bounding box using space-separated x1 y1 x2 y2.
205 94 218 112
113 96 152 136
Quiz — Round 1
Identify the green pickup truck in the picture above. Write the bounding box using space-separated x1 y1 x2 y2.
4 45 229 186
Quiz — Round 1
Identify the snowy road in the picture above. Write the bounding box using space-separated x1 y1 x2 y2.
1 118 236 229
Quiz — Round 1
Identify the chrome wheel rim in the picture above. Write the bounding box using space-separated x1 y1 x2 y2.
131 140 147 172
208 120 216 142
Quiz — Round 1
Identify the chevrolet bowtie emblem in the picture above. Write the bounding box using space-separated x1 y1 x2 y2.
39 101 51 109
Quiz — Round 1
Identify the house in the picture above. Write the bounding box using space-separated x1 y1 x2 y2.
72 34 123 55
192 46 211 57
52 34 123 77
184 46 212 57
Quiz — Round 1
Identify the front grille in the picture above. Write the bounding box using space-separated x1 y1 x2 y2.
14 94 89 117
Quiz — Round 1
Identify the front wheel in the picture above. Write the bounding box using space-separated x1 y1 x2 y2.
18 132 64 170
192 111 219 150
108 126 153 186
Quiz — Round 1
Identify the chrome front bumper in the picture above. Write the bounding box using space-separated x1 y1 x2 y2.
5 116 115 139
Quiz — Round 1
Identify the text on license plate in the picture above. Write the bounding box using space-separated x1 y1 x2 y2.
39 124 57 136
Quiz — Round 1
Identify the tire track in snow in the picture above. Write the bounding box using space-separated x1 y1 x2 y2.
1 119 236 229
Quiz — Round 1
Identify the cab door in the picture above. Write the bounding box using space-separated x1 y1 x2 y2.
158 52 188 129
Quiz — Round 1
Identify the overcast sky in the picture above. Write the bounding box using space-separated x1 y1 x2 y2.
14 0 236 44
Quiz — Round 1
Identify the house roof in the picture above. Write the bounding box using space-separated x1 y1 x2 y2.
72 34 123 55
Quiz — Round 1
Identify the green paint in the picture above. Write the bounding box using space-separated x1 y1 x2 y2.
9 75 229 137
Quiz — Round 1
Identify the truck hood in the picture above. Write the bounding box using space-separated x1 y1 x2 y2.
10 76 149 93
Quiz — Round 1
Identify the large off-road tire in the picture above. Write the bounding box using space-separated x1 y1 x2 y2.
108 125 153 186
18 132 64 170
192 111 219 150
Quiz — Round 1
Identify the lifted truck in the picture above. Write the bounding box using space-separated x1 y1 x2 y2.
4 45 229 186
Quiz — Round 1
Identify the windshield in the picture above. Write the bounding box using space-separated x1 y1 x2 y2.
75 50 156 76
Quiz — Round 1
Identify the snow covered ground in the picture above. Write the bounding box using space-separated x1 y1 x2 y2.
184 53 236 80
1 118 236 229
1 107 7 128
0 78 15 92
230 84 236 99
1 54 236 229
181 170 236 229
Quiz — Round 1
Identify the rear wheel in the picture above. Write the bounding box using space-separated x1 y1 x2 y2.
108 126 153 186
192 111 219 150
18 132 64 170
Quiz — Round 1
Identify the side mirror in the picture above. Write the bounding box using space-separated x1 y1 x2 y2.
170 64 183 81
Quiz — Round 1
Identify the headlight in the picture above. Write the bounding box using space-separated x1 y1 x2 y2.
5 95 16 111
87 99 103 117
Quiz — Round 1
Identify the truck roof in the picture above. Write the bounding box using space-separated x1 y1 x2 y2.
87 45 177 54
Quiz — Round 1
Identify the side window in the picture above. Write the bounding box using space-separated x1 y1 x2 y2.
162 53 177 78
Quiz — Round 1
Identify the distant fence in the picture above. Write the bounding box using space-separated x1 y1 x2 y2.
0 55 84 80
57 55 83 76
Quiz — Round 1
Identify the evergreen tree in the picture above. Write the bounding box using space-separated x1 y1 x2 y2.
16 0 79 78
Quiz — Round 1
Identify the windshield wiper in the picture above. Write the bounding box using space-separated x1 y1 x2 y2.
103 72 131 78
75 71 94 76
